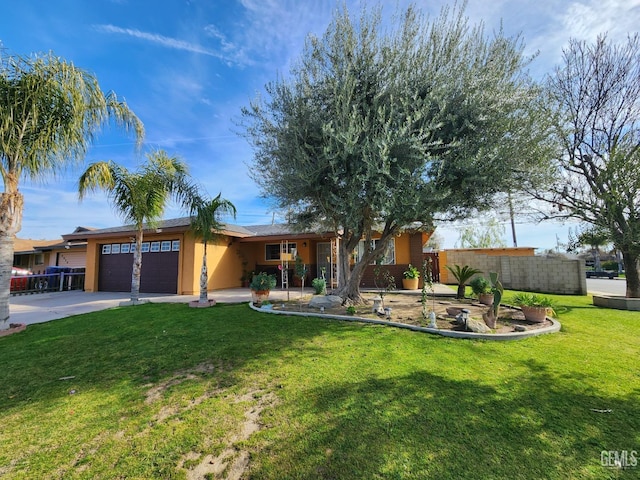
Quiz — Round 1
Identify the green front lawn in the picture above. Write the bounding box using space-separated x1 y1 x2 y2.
0 293 638 479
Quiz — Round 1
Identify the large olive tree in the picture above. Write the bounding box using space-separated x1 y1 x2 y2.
241 3 555 303
0 51 143 329
542 34 640 297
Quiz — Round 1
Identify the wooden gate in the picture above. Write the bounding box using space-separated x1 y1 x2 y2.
422 252 440 282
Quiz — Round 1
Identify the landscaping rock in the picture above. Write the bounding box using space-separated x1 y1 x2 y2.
514 325 527 332
309 295 343 309
466 318 492 333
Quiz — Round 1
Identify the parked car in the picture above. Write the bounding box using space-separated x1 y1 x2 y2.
11 266 32 291
586 270 618 279
12 266 31 276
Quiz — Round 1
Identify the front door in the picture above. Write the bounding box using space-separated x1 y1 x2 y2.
316 242 331 281
316 241 339 288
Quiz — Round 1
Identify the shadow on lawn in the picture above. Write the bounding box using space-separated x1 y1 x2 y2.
254 362 640 479
0 303 343 411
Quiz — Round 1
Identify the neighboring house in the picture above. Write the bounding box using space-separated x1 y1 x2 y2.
61 217 433 295
13 228 90 274
13 237 65 273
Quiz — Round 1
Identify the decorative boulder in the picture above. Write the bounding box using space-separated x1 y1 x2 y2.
466 318 492 333
309 295 343 309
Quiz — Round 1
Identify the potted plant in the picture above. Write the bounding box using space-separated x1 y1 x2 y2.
511 292 556 323
402 264 420 290
469 275 494 305
250 272 277 305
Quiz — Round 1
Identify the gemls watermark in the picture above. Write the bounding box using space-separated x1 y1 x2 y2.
601 450 638 468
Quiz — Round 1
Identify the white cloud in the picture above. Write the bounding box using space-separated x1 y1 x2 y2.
561 0 640 43
93 24 252 66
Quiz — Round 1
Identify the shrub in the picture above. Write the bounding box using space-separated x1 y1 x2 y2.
601 260 619 271
250 272 277 291
469 276 492 295
311 277 327 295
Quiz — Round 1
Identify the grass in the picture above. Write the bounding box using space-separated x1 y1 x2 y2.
0 292 638 479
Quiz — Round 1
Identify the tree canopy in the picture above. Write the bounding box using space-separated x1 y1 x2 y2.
542 34 640 297
241 3 555 302
0 50 143 329
78 151 196 303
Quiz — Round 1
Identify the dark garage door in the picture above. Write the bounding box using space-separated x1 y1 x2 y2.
98 240 180 294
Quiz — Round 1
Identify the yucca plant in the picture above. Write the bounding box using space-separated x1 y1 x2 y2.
445 264 482 299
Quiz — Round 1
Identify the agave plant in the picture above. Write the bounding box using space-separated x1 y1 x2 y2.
445 264 482 299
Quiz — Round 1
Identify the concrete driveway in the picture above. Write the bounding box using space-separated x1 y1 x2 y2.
9 284 456 326
9 288 302 326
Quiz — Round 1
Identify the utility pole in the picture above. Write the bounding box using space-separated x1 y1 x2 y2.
508 191 517 247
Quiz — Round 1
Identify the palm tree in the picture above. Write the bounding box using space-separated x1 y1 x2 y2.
445 264 482 299
189 193 237 306
0 51 143 330
78 151 195 304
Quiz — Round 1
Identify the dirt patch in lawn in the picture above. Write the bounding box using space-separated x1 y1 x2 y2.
268 293 554 334
178 389 278 480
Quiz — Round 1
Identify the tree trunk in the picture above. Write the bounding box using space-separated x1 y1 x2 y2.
130 228 143 303
336 244 367 304
199 246 209 304
0 191 24 330
0 234 15 331
621 249 640 298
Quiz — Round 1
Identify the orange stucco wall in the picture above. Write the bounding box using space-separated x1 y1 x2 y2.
84 229 428 294
182 233 246 294
83 240 100 292
237 232 419 274
238 238 316 272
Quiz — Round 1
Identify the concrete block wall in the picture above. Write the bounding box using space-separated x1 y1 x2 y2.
442 250 587 295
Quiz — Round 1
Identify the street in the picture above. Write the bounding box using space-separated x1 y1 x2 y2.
586 277 627 296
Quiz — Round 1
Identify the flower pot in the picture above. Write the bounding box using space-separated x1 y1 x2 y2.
478 293 494 306
402 278 419 290
251 289 270 304
520 305 548 323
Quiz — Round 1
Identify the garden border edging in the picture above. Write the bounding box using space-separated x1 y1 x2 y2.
248 303 561 341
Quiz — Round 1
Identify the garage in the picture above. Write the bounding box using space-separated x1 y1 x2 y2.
98 239 180 294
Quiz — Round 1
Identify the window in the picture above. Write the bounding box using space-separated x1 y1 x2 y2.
130 243 136 253
265 243 297 261
355 239 395 265
141 242 150 253
172 240 180 251
35 253 44 265
160 241 171 252
111 243 121 254
150 241 160 253
102 244 111 254
120 243 130 254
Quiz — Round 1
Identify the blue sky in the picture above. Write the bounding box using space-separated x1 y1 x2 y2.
2 0 639 250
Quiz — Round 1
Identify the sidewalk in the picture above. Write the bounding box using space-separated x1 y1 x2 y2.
8 284 455 326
